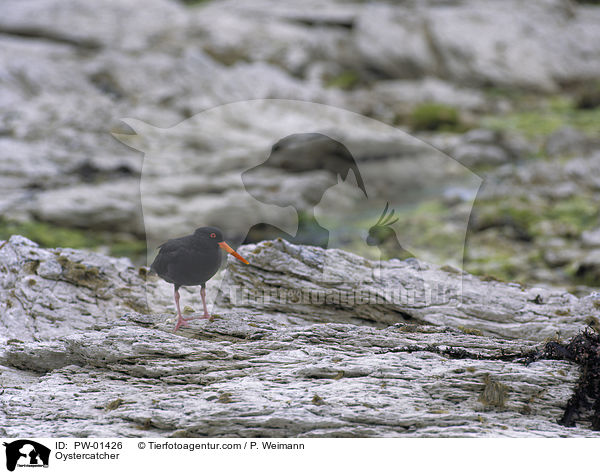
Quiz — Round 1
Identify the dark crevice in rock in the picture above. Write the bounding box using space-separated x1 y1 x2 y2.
0 26 101 50
534 330 600 430
382 343 529 362
287 17 354 30
385 308 418 323
87 72 125 101
470 215 534 242
69 161 136 183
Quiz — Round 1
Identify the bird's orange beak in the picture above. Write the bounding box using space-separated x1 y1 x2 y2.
218 241 249 264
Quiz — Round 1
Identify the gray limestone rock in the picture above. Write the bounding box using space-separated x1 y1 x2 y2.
219 240 597 342
1 0 600 437
1 236 599 437
545 127 594 158
0 312 596 437
0 235 149 345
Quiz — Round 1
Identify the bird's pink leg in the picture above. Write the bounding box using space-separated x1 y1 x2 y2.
173 287 189 331
200 285 211 320
173 285 211 330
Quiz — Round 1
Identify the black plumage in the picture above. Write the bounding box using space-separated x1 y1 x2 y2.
151 227 224 290
151 226 249 331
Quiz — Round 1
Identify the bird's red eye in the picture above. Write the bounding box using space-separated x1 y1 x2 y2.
210 233 216 238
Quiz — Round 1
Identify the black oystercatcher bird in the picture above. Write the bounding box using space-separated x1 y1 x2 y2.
151 226 249 331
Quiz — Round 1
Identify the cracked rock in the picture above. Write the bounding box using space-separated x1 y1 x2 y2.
1 236 600 437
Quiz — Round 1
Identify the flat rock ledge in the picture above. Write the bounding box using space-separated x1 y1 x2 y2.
220 240 600 342
1 236 599 437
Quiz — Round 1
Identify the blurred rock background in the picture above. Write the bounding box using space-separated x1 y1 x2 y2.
1 0 599 294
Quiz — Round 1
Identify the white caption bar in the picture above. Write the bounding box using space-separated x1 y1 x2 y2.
0 438 595 474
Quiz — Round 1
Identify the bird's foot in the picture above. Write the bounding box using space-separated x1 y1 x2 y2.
174 315 190 331
174 313 212 330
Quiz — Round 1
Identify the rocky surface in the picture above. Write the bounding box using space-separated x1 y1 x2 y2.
2 0 600 438
219 240 600 342
2 0 599 251
464 140 600 291
1 236 599 437
0 235 148 345
1 313 592 438
114 100 481 251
